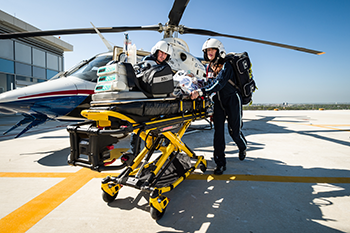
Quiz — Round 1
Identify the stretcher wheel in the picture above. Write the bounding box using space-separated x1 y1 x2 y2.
199 163 207 173
150 206 166 220
102 190 118 203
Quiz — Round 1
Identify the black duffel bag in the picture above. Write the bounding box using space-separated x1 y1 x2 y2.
124 62 174 98
138 64 174 97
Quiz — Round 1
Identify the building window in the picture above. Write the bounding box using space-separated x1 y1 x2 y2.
0 73 16 91
47 53 58 70
0 32 67 92
33 66 46 79
0 39 14 60
15 62 32 76
59 56 63 71
16 76 30 81
47 69 58 79
33 48 46 67
15 42 32 64
8 74 15 90
0 73 12 92
0 58 15 73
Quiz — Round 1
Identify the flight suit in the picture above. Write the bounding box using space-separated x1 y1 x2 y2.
201 60 247 167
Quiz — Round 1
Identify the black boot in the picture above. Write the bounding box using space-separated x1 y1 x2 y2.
214 165 226 175
239 150 246 161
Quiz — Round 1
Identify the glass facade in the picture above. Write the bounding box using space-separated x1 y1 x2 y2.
33 48 46 67
0 58 14 73
15 42 31 64
47 53 58 70
0 39 64 91
15 62 32 76
0 73 14 93
0 39 13 60
47 69 59 79
33 66 46 79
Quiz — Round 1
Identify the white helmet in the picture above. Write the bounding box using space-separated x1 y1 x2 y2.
202 38 226 61
151 41 173 60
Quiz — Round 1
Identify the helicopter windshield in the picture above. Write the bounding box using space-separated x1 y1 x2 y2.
68 54 113 82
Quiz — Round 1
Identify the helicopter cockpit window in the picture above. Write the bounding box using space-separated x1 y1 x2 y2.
70 55 113 82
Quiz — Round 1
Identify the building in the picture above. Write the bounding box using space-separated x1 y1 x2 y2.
0 10 73 93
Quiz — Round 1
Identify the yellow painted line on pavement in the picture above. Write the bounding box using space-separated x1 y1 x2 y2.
268 120 350 131
1 171 350 184
0 168 96 233
189 174 350 183
2 171 350 183
0 172 72 178
307 124 350 131
285 122 350 131
0 172 120 178
1 170 350 233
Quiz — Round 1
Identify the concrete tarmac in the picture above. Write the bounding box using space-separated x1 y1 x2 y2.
0 110 349 233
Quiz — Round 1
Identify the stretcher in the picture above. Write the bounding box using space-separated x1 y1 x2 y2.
67 94 212 220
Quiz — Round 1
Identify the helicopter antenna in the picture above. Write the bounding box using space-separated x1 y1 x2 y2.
90 22 113 51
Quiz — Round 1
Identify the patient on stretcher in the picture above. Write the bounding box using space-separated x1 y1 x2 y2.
93 59 204 102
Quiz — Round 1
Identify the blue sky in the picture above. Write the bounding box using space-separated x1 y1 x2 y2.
1 0 349 104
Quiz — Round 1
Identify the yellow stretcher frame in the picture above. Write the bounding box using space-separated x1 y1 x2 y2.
67 98 211 220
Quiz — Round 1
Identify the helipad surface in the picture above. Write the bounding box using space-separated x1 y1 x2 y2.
0 110 349 233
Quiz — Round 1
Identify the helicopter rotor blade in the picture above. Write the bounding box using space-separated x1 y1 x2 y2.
0 25 160 40
168 0 190 26
183 27 325 55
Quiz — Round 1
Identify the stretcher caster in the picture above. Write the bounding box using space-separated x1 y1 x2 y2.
102 190 118 203
199 162 207 173
149 190 169 220
150 205 166 220
101 176 122 203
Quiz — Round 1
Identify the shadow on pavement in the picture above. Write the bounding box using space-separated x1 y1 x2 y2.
98 114 350 232
103 156 350 232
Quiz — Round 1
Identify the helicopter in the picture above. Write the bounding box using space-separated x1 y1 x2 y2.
0 0 324 138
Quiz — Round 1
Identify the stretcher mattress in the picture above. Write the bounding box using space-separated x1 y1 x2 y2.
90 91 210 123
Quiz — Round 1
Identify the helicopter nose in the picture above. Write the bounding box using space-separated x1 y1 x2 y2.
0 91 19 114
0 90 11 103
0 87 26 103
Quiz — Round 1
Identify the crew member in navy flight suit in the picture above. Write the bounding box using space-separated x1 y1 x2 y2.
191 38 247 175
